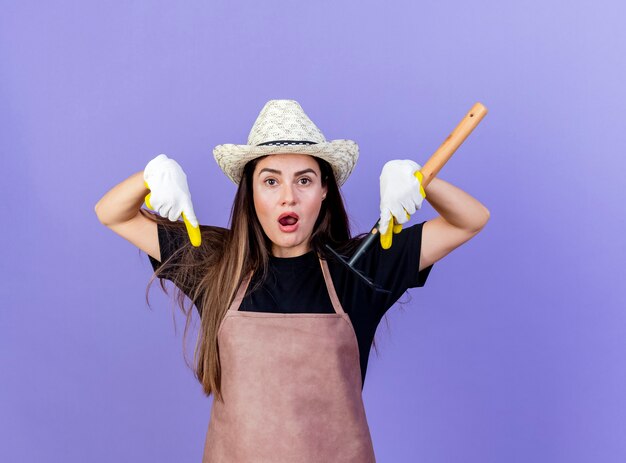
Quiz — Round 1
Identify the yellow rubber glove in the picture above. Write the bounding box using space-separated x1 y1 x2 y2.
144 180 202 247
379 168 426 250
143 154 201 247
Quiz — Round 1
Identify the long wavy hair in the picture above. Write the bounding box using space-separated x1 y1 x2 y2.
144 155 377 401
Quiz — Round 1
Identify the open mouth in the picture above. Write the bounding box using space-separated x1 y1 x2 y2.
278 212 299 231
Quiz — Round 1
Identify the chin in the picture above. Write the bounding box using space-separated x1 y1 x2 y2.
269 230 313 253
275 236 304 248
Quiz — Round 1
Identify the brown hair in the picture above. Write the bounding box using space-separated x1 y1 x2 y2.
144 156 373 401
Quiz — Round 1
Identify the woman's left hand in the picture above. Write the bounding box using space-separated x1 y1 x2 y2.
379 159 426 249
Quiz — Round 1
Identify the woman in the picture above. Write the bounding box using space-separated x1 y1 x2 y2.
95 99 490 462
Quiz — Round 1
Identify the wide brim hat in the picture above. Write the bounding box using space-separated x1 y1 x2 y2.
213 99 359 187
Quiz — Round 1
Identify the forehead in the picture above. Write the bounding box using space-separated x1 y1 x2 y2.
254 153 320 174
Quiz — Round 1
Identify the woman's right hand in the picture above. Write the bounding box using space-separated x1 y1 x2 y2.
143 154 201 245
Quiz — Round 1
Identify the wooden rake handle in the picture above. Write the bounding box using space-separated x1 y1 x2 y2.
418 102 488 189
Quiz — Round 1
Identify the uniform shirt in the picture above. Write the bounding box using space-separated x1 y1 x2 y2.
148 221 434 387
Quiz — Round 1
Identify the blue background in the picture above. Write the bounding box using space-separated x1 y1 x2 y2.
1 0 625 461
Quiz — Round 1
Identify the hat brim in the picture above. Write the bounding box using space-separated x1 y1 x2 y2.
213 139 359 187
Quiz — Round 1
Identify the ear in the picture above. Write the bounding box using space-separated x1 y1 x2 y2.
321 184 328 200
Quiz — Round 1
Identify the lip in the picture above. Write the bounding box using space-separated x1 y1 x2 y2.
277 212 299 233
278 222 299 233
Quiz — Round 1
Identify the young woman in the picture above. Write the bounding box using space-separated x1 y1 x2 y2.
95 99 490 462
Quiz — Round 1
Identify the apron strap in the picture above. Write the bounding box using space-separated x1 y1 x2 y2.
318 257 346 315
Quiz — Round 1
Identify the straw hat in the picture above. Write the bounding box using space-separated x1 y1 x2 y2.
213 99 359 187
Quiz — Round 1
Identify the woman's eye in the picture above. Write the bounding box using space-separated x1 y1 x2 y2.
264 178 277 186
299 177 311 185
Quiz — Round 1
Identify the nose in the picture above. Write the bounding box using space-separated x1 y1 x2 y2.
280 183 296 206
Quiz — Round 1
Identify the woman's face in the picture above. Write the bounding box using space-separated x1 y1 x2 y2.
252 153 328 257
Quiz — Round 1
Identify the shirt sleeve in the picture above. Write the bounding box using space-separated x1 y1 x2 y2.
147 221 189 281
398 220 433 289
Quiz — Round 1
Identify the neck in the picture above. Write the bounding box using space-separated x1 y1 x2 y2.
271 243 312 258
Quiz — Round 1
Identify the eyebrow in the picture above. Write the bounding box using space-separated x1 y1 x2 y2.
258 168 318 177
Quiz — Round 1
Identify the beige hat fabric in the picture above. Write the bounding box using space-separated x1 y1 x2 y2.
213 99 359 187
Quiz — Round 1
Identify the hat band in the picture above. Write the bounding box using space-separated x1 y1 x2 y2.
256 140 318 146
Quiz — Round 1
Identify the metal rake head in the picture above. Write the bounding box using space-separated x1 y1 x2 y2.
325 243 391 295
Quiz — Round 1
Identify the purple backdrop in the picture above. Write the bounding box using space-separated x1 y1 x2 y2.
2 0 625 461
